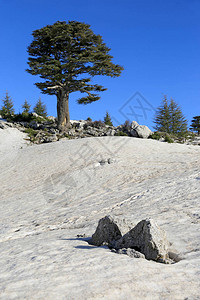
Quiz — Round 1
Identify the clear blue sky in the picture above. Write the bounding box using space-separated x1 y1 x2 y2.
0 0 199 129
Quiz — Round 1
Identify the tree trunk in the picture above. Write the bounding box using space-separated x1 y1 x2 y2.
57 89 70 131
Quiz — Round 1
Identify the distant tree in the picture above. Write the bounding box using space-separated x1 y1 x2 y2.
104 111 113 126
190 116 200 135
154 96 188 137
26 21 123 130
0 92 15 119
22 99 31 114
33 98 47 117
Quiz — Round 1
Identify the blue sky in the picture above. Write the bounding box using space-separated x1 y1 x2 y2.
0 0 199 129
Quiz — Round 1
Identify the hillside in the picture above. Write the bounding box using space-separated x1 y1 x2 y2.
0 127 200 299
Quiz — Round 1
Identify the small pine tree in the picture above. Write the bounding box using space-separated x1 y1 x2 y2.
154 96 188 137
104 111 113 126
22 99 31 114
0 92 15 119
190 116 200 135
33 98 47 117
169 99 188 136
153 96 171 133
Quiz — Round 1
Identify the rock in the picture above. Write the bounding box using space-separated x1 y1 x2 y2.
108 158 115 164
112 248 145 259
131 121 139 129
89 215 122 247
47 116 56 122
106 129 116 136
114 218 169 261
29 120 40 130
135 125 152 139
130 121 152 138
0 121 6 129
32 112 41 118
99 159 107 166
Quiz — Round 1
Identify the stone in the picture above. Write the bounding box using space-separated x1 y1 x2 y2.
47 116 56 122
114 218 169 261
112 248 145 259
131 121 139 129
135 125 152 139
130 121 152 139
89 215 122 247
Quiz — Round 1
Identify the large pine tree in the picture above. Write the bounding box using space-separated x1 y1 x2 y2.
154 96 188 137
26 21 123 130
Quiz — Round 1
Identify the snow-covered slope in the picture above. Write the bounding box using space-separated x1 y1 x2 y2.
0 128 200 299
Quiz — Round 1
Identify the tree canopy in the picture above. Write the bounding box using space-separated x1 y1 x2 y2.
26 21 123 129
33 98 47 117
190 116 200 135
0 92 15 119
153 96 188 137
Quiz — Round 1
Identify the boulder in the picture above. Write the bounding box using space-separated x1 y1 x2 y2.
114 218 169 261
89 215 122 247
135 125 152 139
130 121 152 138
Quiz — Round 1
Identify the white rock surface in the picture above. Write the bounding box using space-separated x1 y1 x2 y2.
0 128 200 299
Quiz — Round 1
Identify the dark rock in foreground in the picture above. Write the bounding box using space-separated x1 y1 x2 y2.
89 216 122 247
90 216 171 263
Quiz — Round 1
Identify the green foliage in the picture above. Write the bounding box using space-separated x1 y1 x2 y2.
149 131 175 143
104 111 113 126
33 98 47 117
11 112 47 123
86 117 92 122
24 128 38 142
0 92 15 119
115 131 128 136
26 21 123 127
164 134 174 143
123 120 131 131
190 116 200 135
153 96 188 137
149 132 162 140
22 100 31 114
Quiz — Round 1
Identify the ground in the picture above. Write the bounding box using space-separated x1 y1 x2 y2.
0 128 200 299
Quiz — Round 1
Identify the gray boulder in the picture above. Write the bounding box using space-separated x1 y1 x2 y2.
130 121 152 138
114 218 169 261
135 125 152 139
89 215 122 247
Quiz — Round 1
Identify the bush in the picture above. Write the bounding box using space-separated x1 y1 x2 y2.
24 128 38 142
115 131 128 136
86 117 92 122
164 134 174 143
11 113 48 123
123 120 131 131
149 131 174 143
149 132 162 140
85 120 105 129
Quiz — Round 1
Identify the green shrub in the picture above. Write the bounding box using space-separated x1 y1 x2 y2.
24 128 38 142
164 134 174 143
115 131 128 136
86 117 92 122
149 132 162 140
